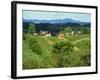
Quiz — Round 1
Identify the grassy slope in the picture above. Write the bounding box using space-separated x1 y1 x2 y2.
23 34 90 69
65 34 90 41
23 35 58 69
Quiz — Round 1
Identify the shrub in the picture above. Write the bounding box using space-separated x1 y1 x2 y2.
53 41 74 54
75 39 91 66
29 37 42 55
53 40 76 67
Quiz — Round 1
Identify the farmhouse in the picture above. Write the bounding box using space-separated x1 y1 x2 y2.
58 33 65 40
44 32 51 37
40 31 51 37
65 33 70 35
75 31 81 36
33 33 38 36
77 31 81 34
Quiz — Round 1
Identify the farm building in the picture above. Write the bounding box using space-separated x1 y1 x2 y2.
58 33 65 40
40 31 51 37
33 33 38 36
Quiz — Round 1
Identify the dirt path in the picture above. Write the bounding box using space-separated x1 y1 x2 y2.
42 37 53 45
73 38 89 44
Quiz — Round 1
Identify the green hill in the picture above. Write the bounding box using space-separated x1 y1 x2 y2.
23 34 91 69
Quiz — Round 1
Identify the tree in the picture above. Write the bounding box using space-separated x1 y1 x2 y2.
28 23 36 35
63 27 72 34
53 41 74 54
53 40 75 67
29 37 42 55
80 27 90 34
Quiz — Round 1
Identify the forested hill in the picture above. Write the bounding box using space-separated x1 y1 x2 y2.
23 18 90 35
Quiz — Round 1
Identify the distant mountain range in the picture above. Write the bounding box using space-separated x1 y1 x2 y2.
23 18 82 24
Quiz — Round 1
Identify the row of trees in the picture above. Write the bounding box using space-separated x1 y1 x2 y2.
60 27 90 35
27 23 90 36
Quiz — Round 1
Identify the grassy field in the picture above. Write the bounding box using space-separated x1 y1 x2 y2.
23 34 91 69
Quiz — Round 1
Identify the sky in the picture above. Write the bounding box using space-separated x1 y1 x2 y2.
23 10 91 22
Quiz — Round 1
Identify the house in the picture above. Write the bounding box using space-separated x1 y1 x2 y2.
44 32 51 37
40 30 47 35
40 31 51 37
65 31 75 36
65 33 70 35
75 31 81 36
58 33 65 40
33 33 38 36
77 31 81 35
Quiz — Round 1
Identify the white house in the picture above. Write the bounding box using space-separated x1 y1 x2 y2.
33 33 38 36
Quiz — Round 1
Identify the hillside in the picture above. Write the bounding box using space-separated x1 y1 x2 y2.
23 34 90 69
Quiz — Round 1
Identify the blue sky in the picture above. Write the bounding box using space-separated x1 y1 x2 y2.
23 10 91 22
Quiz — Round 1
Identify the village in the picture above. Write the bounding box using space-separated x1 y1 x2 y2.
33 30 82 40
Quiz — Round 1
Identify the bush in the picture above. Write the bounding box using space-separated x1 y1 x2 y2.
75 39 91 66
53 40 76 67
29 37 42 55
53 41 74 54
